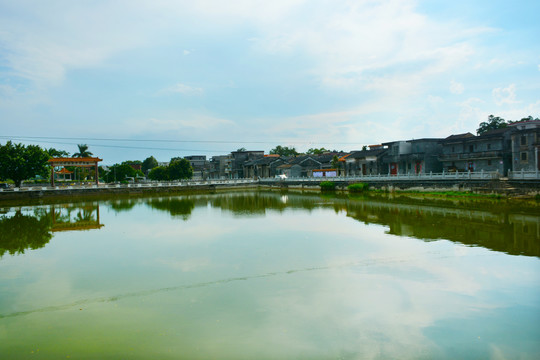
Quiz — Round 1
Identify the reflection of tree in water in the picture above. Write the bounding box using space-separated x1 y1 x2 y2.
0 209 53 257
147 198 195 220
109 200 137 212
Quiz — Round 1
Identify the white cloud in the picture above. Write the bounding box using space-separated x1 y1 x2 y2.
162 83 204 96
492 84 519 106
450 80 464 95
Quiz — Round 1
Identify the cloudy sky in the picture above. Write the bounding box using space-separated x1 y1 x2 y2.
1 0 539 164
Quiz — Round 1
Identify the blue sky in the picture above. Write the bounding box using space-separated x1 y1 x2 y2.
1 0 539 164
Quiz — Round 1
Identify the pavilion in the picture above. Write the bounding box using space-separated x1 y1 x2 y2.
48 157 103 186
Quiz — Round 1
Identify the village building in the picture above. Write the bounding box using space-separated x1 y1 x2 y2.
508 120 540 172
439 129 512 175
382 139 443 175
344 145 387 176
243 155 286 178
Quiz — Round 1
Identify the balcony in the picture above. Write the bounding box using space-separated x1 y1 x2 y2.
439 151 502 161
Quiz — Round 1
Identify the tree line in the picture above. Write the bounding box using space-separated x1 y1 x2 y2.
0 143 193 186
1 114 538 186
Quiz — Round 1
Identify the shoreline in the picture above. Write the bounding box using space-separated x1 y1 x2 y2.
1 182 540 208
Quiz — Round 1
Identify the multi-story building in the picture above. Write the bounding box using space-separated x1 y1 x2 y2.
230 150 264 178
382 139 443 175
184 155 208 179
509 120 540 172
439 129 512 174
208 155 232 179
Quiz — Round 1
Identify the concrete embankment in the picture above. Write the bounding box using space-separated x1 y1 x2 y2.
0 182 258 202
259 178 540 196
2 178 540 202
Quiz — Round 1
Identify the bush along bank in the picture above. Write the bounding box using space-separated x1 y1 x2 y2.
347 182 370 193
320 181 336 191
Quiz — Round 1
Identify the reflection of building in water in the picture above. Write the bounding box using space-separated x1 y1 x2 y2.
51 203 104 232
343 199 540 257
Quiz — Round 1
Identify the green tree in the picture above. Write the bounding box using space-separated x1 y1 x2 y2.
0 141 50 187
331 155 342 170
73 144 93 158
103 164 142 183
122 160 142 166
168 159 193 180
236 147 246 152
477 115 507 135
148 166 170 181
47 147 70 157
270 145 298 157
142 156 159 174
306 147 329 155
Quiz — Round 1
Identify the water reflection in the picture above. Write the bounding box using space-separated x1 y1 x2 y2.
0 202 103 257
1 192 539 259
146 197 195 220
339 196 540 257
0 209 52 257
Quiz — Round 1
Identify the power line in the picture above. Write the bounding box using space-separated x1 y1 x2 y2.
0 135 364 146
0 138 232 153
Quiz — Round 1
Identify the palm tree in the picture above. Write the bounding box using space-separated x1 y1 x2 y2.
73 144 93 158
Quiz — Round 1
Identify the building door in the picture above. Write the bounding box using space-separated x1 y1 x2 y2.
467 162 474 172
390 163 398 175
415 161 422 174
362 164 366 175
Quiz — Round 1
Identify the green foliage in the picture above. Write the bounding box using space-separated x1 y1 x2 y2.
348 183 370 192
477 115 507 135
306 147 329 155
331 155 342 169
103 164 143 182
122 160 142 166
0 141 50 187
148 166 170 181
236 147 246 152
73 144 93 158
168 158 193 180
320 181 336 191
142 156 159 174
47 147 70 157
270 145 299 157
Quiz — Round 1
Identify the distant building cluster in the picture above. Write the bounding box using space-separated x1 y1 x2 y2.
185 120 540 179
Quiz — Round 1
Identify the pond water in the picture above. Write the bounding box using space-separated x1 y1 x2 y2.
1 191 539 359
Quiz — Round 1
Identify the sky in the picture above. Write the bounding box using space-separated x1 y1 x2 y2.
1 0 539 164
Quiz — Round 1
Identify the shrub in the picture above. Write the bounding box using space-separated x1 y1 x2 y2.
320 181 336 191
348 183 369 193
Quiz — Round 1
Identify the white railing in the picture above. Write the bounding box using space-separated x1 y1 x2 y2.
263 170 499 182
508 170 540 180
5 171 540 193
2 179 258 192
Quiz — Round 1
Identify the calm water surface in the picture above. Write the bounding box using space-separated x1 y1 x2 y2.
1 191 539 359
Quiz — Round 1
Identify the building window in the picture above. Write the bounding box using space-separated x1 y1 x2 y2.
487 143 491 150
487 160 492 166
451 146 455 153
521 136 527 146
521 152 528 162
469 145 474 152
